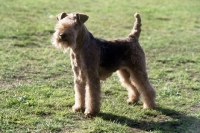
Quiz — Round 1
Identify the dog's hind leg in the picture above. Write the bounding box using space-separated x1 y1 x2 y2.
129 69 156 109
117 69 140 104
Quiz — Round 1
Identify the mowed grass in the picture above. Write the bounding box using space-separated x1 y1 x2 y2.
0 0 200 132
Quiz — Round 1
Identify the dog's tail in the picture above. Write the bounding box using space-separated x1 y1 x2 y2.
128 13 142 40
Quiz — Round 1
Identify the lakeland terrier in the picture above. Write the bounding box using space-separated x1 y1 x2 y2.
52 12 156 117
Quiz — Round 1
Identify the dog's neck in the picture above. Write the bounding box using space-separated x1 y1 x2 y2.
72 25 91 52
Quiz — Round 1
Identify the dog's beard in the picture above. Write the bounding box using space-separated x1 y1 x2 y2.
51 34 69 52
51 34 77 53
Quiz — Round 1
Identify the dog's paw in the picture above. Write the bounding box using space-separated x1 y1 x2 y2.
127 98 139 104
72 105 85 112
84 109 99 118
143 102 156 109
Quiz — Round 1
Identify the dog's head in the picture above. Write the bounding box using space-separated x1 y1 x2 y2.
52 12 89 51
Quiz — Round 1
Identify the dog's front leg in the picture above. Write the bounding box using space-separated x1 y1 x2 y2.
72 76 86 112
71 55 86 112
84 71 101 117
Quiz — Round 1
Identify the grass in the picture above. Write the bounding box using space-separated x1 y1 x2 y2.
0 0 200 132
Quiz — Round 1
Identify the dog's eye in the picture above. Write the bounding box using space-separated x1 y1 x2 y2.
74 23 79 29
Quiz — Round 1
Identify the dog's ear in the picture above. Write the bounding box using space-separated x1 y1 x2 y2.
76 13 89 24
56 12 67 21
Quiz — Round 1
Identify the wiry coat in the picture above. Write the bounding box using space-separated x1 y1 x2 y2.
52 12 156 117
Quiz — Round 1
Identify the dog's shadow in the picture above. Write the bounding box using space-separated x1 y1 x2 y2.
98 106 200 132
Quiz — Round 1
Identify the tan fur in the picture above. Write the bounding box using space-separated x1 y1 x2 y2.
52 12 156 117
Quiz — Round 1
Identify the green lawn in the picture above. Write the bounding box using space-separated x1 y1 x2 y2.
0 0 200 132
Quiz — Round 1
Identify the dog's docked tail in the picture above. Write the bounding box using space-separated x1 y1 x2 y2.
128 13 142 40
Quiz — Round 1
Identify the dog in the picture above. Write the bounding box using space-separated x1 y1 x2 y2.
52 12 156 117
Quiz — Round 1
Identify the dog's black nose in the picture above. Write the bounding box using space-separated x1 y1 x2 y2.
59 33 67 40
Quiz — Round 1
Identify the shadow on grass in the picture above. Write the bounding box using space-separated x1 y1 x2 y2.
98 106 200 132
